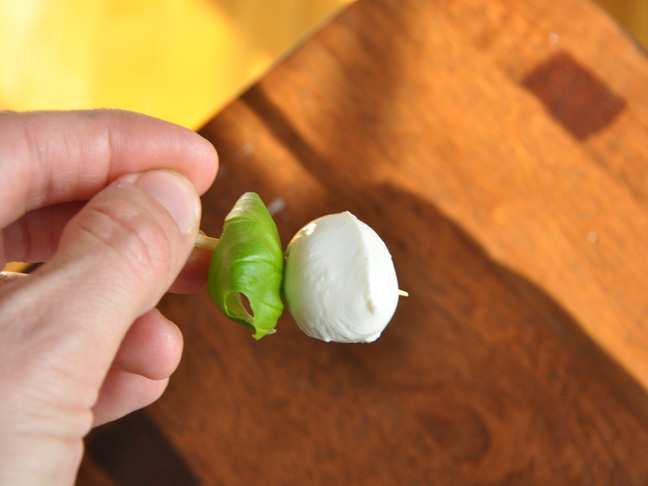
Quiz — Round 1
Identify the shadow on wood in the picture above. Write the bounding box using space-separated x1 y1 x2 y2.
81 177 648 484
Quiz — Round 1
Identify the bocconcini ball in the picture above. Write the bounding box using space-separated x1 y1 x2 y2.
283 211 400 343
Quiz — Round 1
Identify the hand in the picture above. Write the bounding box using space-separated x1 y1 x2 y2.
0 110 219 484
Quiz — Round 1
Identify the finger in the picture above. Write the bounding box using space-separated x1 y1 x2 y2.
168 246 212 294
2 203 212 294
92 368 169 427
112 309 183 380
0 109 218 228
1 201 84 265
0 169 201 388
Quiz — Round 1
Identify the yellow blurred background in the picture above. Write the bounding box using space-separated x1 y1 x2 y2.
1 0 646 273
0 0 353 129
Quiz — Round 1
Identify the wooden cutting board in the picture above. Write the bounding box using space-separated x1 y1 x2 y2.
79 0 648 483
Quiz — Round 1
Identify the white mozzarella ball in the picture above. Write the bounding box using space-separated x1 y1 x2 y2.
283 211 400 343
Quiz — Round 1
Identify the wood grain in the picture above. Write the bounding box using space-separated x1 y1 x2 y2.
80 0 648 484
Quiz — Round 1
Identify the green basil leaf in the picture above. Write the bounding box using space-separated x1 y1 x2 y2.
207 192 284 339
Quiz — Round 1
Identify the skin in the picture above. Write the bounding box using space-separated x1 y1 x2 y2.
0 109 219 484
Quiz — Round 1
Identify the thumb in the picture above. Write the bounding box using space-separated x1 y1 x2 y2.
2 169 201 382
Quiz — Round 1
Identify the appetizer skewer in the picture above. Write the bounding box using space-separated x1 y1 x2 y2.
206 192 406 342
2 193 406 343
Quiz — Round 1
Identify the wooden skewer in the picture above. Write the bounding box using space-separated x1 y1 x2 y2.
5 234 410 301
194 232 410 298
2 233 219 283
195 234 220 251
0 271 29 283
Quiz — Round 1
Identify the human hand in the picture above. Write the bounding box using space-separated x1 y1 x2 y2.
0 110 219 484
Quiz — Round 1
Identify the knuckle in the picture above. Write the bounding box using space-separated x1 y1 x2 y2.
76 200 175 278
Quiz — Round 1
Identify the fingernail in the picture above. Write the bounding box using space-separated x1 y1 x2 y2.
133 170 200 235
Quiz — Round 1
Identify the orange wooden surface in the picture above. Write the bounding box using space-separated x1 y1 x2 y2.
79 0 648 484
